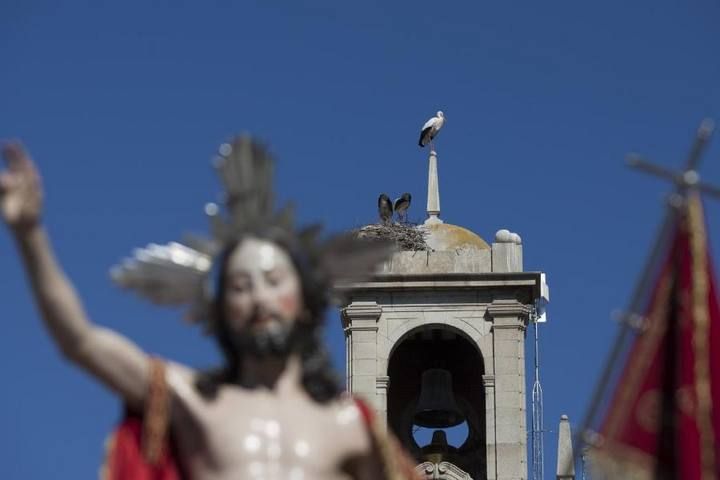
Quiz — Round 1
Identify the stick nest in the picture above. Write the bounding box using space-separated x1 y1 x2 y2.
356 223 428 251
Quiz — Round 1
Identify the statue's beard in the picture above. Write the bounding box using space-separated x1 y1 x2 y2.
228 317 301 358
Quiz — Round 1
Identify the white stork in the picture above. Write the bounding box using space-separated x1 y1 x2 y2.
394 193 412 223
418 111 445 150
378 193 393 225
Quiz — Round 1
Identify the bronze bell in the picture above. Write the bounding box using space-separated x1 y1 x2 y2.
413 368 464 428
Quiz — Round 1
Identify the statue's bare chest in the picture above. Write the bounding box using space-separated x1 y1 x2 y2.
199 391 337 468
169 380 365 479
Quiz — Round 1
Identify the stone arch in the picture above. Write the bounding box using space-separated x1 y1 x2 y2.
388 317 485 348
386 324 487 478
384 318 491 380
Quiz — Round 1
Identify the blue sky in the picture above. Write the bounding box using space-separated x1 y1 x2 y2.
2 1 720 478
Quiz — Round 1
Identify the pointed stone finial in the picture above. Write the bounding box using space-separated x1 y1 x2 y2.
425 149 443 225
557 415 575 479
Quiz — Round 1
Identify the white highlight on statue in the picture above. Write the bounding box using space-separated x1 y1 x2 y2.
294 440 311 458
336 403 360 425
265 420 280 438
244 434 262 453
258 243 279 271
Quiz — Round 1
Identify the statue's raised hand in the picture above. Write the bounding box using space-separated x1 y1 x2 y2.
0 142 43 233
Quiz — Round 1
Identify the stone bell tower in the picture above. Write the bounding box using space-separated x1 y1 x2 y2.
338 150 548 480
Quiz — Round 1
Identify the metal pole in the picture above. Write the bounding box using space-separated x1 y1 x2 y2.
531 314 545 480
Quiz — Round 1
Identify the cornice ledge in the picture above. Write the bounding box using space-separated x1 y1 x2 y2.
345 325 379 332
485 299 531 319
342 301 382 322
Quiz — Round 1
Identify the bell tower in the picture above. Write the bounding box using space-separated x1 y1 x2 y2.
338 150 548 480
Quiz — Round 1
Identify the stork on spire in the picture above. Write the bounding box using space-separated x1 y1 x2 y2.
418 111 445 151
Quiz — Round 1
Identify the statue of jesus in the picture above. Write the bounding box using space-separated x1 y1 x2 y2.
1 139 419 480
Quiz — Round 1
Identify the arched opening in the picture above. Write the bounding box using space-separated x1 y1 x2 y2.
388 325 487 479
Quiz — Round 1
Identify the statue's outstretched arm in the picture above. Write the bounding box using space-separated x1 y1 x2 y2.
1 143 149 409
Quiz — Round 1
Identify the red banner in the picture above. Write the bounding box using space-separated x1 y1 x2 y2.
593 193 720 479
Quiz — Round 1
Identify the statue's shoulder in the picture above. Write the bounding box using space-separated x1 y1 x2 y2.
166 360 196 378
318 394 372 435
164 360 199 397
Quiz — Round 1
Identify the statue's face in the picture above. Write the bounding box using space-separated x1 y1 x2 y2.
223 237 304 342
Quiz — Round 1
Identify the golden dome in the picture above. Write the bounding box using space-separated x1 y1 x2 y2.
423 222 489 251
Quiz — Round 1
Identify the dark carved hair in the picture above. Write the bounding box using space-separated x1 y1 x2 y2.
195 228 343 404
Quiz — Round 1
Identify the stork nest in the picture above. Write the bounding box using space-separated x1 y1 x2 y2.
355 222 428 251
